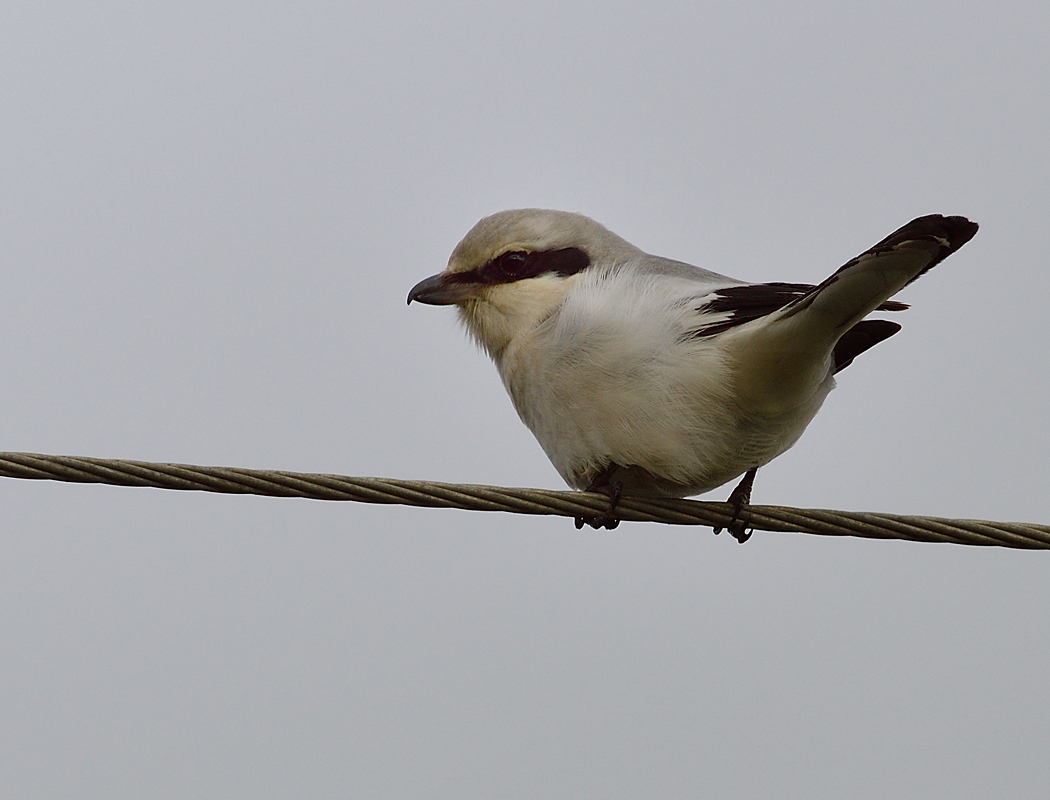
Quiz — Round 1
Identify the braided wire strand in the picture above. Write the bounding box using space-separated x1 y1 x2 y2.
1 451 1047 549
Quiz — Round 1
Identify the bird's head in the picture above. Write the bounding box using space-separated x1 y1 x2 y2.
408 209 641 359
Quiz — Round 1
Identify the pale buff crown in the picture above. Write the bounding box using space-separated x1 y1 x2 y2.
446 209 643 274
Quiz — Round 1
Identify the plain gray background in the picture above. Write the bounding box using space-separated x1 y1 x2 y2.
2 1 1048 797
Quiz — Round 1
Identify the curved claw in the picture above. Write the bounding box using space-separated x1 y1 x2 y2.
575 481 623 530
713 467 757 544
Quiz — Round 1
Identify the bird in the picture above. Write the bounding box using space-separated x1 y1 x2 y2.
408 209 978 542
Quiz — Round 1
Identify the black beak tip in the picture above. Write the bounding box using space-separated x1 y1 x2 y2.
408 273 461 306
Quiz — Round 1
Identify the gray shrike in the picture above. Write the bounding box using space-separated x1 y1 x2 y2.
408 210 978 541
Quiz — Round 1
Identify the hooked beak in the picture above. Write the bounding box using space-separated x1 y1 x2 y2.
407 273 477 305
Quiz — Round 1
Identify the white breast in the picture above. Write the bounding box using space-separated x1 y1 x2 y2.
494 264 834 497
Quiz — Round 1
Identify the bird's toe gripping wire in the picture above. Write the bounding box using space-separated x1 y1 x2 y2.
575 481 623 530
713 467 757 543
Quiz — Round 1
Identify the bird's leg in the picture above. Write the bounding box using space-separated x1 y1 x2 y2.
713 467 757 544
575 467 623 530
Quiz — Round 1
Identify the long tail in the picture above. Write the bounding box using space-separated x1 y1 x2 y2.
729 214 978 413
782 214 979 332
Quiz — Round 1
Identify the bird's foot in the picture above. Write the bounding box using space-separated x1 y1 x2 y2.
575 481 623 530
713 467 756 544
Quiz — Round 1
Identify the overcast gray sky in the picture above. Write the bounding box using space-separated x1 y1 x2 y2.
2 1 1049 797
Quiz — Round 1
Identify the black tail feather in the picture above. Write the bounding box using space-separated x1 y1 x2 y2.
833 320 902 373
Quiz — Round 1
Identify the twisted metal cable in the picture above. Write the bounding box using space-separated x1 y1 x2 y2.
0 451 1047 550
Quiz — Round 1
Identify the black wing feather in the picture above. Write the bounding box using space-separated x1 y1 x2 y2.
686 282 906 340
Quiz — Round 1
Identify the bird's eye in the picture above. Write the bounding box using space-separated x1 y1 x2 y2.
501 252 529 277
476 251 537 285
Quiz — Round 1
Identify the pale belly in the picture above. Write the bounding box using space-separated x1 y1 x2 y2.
498 333 836 498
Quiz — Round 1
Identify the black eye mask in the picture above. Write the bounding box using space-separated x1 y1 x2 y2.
467 247 591 285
